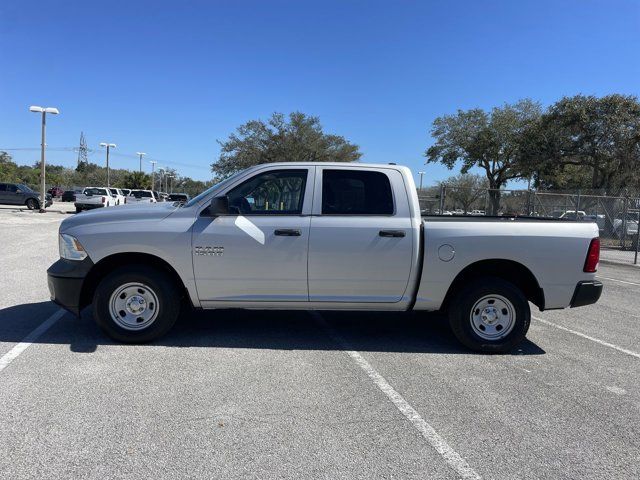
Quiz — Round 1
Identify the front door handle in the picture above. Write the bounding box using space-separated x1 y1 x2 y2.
379 230 406 238
274 229 301 236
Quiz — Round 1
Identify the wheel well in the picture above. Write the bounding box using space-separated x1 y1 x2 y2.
441 259 545 311
80 252 191 310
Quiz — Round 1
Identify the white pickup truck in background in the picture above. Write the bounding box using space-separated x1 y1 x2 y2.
127 189 159 204
74 187 116 213
49 163 603 352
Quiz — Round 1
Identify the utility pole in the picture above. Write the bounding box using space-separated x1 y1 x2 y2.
29 106 59 213
99 142 116 187
136 152 146 173
150 160 157 190
418 171 425 191
158 168 165 192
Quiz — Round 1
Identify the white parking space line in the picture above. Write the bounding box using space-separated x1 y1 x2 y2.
311 312 481 480
0 309 66 374
597 276 640 287
532 315 640 360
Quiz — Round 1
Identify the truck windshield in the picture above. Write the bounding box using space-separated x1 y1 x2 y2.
184 170 245 208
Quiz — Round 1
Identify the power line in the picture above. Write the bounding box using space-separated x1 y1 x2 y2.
1 146 212 171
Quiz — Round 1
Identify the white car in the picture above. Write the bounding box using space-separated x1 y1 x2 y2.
128 190 159 203
109 188 126 205
74 187 116 213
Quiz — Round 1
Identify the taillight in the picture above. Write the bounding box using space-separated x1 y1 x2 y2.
101 196 105 204
583 238 600 272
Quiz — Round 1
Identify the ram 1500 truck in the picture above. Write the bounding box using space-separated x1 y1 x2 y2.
47 163 603 352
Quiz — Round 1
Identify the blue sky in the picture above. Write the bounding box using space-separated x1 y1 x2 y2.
1 0 638 186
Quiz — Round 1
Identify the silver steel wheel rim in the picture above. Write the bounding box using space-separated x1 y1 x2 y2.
109 282 159 331
470 294 516 341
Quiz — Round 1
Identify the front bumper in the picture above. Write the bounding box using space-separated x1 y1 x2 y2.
47 257 94 316
570 280 603 308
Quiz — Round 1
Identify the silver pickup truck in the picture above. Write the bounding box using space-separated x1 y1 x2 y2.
47 162 602 352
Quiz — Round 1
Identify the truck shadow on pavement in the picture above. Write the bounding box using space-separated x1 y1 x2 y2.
0 301 545 356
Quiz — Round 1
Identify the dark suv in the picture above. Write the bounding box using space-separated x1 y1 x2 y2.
0 183 52 209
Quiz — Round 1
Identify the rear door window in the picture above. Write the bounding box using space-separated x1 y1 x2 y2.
321 170 394 215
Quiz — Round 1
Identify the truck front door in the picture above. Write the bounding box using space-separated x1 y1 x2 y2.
192 167 314 303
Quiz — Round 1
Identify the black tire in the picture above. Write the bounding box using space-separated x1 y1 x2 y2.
92 265 181 343
26 198 39 210
75 207 82 213
448 277 530 353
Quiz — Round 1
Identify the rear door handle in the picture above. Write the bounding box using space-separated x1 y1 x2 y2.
274 229 301 236
379 230 406 238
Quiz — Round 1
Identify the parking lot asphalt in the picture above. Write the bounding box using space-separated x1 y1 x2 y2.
0 207 638 479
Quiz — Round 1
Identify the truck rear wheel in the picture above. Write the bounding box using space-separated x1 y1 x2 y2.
92 265 181 343
448 277 530 353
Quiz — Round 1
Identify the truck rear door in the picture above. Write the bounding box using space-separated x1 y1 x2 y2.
308 166 414 303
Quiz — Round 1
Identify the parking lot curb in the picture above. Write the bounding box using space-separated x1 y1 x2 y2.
599 258 640 269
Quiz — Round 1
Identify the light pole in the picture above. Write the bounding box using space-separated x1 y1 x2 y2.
167 174 175 193
29 106 59 212
418 171 425 191
136 152 146 173
158 168 165 192
149 160 157 190
99 142 116 187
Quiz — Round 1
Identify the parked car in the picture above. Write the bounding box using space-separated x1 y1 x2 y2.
0 182 52 209
128 190 159 203
47 186 65 198
62 189 83 202
109 188 127 205
121 189 132 197
167 193 190 203
48 162 602 353
74 187 116 213
613 212 639 240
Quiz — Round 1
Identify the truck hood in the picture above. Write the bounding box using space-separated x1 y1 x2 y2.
60 203 178 232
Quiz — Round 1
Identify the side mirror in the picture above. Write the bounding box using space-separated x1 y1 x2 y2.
209 195 229 216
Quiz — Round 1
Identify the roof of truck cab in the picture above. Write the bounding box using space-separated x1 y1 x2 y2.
249 162 406 168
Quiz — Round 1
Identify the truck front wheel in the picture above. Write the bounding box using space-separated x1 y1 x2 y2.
448 277 530 353
92 265 181 343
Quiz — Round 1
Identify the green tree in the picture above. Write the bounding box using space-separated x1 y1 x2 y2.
425 99 541 214
442 173 488 214
122 171 151 189
519 94 640 194
0 151 18 182
212 112 362 178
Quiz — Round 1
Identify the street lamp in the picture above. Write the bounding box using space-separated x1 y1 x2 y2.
418 171 425 191
99 142 116 187
149 160 157 190
167 174 175 193
29 105 60 212
136 152 146 173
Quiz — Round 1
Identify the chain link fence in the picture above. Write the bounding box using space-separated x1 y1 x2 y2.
418 186 640 265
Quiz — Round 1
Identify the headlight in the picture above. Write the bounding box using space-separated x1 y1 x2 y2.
59 234 87 261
